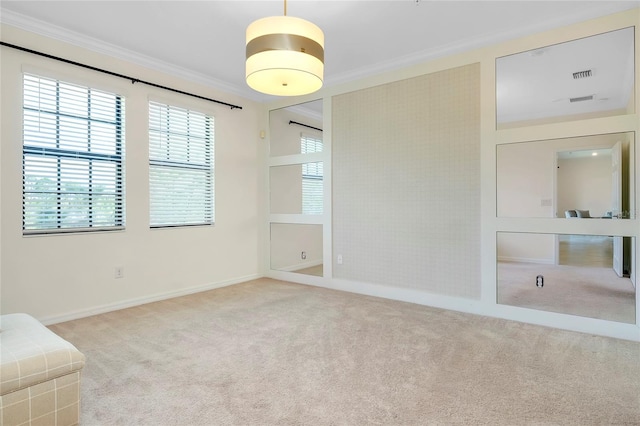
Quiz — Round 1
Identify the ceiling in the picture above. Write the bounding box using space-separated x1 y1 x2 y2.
0 1 638 106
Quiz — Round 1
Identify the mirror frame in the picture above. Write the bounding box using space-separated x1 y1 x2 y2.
267 99 326 279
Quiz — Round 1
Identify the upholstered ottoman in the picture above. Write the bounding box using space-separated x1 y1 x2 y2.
0 314 85 426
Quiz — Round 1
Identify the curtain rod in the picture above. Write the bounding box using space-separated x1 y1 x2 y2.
289 120 322 132
1 41 243 110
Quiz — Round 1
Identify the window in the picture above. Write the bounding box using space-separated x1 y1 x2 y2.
149 101 214 227
22 74 125 234
300 133 323 214
301 133 323 155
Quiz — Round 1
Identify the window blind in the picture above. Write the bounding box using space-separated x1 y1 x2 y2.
302 162 323 215
22 74 125 234
301 133 323 154
149 101 214 227
300 133 323 215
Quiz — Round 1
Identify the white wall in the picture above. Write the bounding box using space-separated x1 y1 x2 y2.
269 107 322 157
268 107 323 217
497 233 556 264
497 134 623 218
332 64 481 299
270 8 639 341
0 24 263 323
557 155 612 218
2 8 638 342
496 134 628 263
270 164 303 214
270 223 323 271
267 105 324 272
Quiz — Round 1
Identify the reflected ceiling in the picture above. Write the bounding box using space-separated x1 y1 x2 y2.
497 27 635 124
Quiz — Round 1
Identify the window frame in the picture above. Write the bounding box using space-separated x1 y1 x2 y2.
22 73 125 235
148 100 215 228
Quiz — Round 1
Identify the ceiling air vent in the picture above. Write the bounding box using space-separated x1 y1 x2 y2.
569 95 594 103
573 69 592 79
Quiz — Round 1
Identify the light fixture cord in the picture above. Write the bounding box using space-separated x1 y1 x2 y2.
284 0 287 16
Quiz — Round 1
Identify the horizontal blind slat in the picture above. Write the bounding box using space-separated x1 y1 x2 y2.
149 102 214 227
301 134 323 214
22 73 125 233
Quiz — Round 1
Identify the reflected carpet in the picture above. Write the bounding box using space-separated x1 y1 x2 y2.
498 261 635 323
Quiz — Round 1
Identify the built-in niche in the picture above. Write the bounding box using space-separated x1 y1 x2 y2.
268 100 324 277
497 232 636 324
497 132 635 219
496 27 634 129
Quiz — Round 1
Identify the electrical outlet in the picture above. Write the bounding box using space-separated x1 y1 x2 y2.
301 251 307 260
536 274 543 287
337 255 343 265
115 266 124 279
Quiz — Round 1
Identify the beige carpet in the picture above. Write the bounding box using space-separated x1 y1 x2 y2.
49 278 640 425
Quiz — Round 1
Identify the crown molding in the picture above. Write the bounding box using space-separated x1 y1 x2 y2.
287 102 323 122
2 4 636 101
0 8 260 102
326 3 639 87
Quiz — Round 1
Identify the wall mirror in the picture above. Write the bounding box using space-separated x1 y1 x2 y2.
497 232 636 323
497 132 635 219
270 223 323 276
270 162 324 215
496 27 634 129
269 100 323 157
269 100 324 276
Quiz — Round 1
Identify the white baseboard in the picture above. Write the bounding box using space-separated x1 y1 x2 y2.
42 270 639 342
318 277 488 315
267 272 640 342
277 260 323 272
39 273 263 326
497 256 555 264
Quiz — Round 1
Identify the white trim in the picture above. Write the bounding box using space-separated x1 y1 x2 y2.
497 256 555 264
269 214 324 225
4 4 636 104
287 104 322 122
0 9 247 100
275 260 323 273
269 153 324 167
284 275 640 342
324 3 640 88
39 268 640 342
38 274 262 326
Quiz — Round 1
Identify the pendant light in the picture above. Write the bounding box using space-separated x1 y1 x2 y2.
246 0 324 96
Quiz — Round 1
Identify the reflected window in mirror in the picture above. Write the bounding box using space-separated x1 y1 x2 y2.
497 232 635 323
497 132 635 219
269 100 322 156
496 27 634 129
270 163 324 215
270 223 323 276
